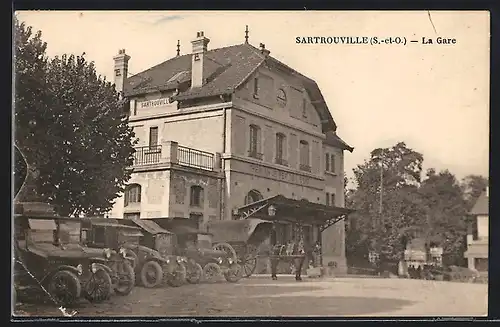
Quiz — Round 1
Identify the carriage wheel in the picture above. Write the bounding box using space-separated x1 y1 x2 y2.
241 244 258 278
213 242 237 261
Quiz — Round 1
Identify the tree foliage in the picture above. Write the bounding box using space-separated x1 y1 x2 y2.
14 19 136 216
345 142 486 267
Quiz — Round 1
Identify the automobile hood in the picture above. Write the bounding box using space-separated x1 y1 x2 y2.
30 243 106 259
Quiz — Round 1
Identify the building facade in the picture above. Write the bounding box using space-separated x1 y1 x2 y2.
108 31 353 271
464 187 489 273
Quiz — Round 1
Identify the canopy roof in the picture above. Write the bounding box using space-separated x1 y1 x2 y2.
235 195 353 231
128 218 172 235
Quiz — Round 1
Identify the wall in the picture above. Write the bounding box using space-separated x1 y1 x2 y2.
108 170 171 218
169 169 222 230
477 215 488 238
129 91 178 119
228 108 325 175
130 109 224 154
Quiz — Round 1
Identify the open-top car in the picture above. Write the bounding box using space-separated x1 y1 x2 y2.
151 218 243 283
82 218 176 289
13 203 114 306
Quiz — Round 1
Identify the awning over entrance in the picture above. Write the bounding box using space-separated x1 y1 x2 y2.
234 195 354 232
129 218 172 235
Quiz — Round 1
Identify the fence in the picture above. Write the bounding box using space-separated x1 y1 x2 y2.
133 145 162 165
177 145 214 171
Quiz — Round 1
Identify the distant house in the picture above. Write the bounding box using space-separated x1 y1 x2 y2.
464 187 489 272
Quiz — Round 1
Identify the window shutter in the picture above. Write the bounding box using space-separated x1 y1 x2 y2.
325 153 330 171
326 193 330 206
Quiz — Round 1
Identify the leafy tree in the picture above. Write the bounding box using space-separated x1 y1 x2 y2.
347 142 425 263
460 174 488 211
419 169 468 266
14 20 136 216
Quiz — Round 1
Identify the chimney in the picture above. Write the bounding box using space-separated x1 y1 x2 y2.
113 49 131 93
259 43 270 57
191 31 210 88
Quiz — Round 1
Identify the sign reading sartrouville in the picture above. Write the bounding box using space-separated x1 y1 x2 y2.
139 97 172 109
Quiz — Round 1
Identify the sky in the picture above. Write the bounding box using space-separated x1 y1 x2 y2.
15 11 490 183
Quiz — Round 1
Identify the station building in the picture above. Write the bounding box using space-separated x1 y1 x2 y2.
107 30 354 272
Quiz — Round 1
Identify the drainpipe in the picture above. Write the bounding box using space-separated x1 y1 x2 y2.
220 94 228 221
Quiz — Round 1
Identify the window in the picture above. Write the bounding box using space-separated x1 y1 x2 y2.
245 190 263 205
115 69 121 77
277 88 287 107
330 154 336 173
93 227 106 246
249 125 262 159
190 185 204 207
299 140 310 172
253 78 259 98
275 133 287 165
302 98 307 118
124 212 140 220
325 192 336 206
124 184 141 207
149 127 159 149
325 153 330 172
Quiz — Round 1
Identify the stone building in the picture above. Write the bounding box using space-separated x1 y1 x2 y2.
108 30 353 272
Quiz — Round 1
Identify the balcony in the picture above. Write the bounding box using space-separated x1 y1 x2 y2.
132 141 218 171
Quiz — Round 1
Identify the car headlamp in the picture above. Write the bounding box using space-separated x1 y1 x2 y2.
76 264 83 276
103 248 112 259
228 258 233 265
91 263 98 274
166 258 170 264
217 257 223 264
119 248 126 258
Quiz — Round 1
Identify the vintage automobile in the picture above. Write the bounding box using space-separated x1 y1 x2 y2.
151 218 243 283
13 204 114 306
119 218 187 287
82 218 180 288
72 219 139 296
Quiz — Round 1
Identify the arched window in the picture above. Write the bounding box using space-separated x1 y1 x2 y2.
190 185 204 207
275 133 287 165
249 124 262 159
244 189 263 205
124 184 141 207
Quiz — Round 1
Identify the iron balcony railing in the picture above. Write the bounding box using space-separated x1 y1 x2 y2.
177 146 214 171
133 145 162 165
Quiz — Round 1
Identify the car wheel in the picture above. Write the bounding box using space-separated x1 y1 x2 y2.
187 263 203 284
84 269 113 303
115 261 135 296
48 270 82 307
203 263 222 283
165 262 187 287
140 261 163 288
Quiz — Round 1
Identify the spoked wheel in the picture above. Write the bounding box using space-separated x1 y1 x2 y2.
224 263 243 283
140 261 163 288
241 244 258 278
48 270 81 307
164 262 187 287
213 242 237 262
186 262 203 284
84 269 113 303
203 263 222 283
114 261 135 296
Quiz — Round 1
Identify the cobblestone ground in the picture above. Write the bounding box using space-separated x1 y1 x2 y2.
13 276 488 318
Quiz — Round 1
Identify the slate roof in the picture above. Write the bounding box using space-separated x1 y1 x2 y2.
123 43 338 133
470 190 489 216
324 131 354 152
